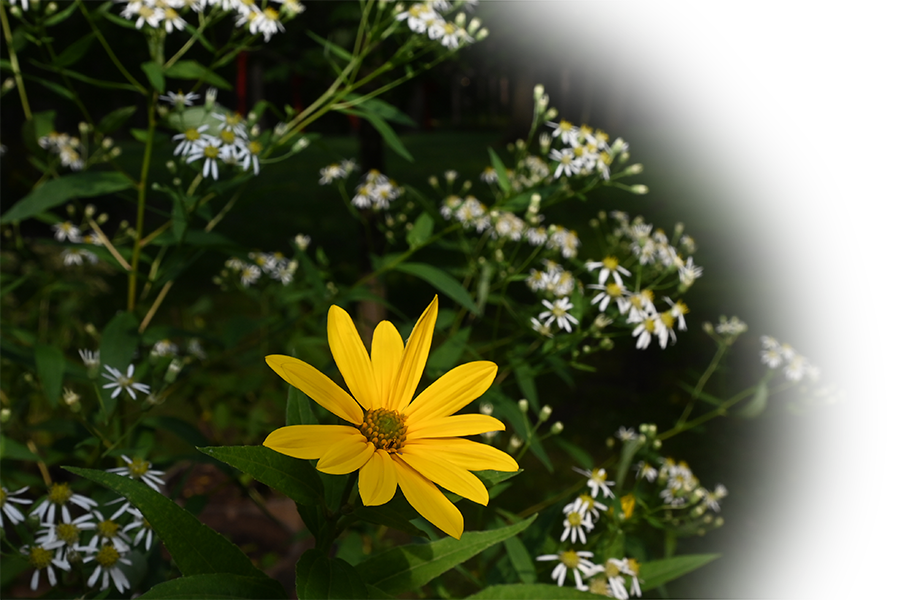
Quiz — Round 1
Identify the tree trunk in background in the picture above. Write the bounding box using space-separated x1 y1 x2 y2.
605 39 635 137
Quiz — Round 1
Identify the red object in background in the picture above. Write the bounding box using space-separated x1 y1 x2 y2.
236 52 247 115
291 73 304 115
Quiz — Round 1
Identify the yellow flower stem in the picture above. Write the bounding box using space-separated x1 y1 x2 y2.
0 1 32 119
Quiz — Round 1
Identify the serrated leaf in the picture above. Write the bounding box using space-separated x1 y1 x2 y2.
142 61 166 93
142 573 286 599
639 554 721 590
393 262 479 316
1 172 132 224
66 467 273 580
736 381 768 418
405 212 434 249
295 549 368 599
197 446 323 506
488 148 511 193
34 343 65 407
97 106 137 133
355 515 537 595
166 60 232 90
467 583 596 599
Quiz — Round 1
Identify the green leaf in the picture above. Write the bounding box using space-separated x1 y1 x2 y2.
473 469 521 490
197 446 323 507
306 31 353 62
393 262 480 316
405 213 433 249
355 514 537 595
0 435 39 461
44 0 80 26
615 438 641 489
24 74 76 101
513 362 538 410
344 95 417 127
639 554 721 590
142 61 166 93
66 467 274 580
503 535 536 584
34 343 65 408
426 327 470 378
355 495 427 538
22 109 56 153
130 128 170 144
736 381 768 418
97 106 137 133
143 416 209 447
553 437 593 471
1 172 132 224
286 386 317 426
53 33 95 68
172 196 188 243
142 574 286 599
339 107 413 162
488 148 511 193
166 60 232 90
295 549 368 599
467 584 596 599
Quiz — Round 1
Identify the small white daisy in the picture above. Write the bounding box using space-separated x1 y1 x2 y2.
573 466 615 499
107 456 166 491
22 540 70 591
31 482 98 525
538 297 578 333
536 549 595 590
101 364 151 400
1 486 32 528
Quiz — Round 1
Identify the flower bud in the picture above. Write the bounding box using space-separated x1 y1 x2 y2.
291 137 309 152
47 3 59 15
428 175 439 188
2 78 15 92
78 122 91 135
550 421 564 434
455 12 466 27
205 87 218 109
630 185 649 195
0 408 10 423
517 398 529 413
533 84 545 101
467 18 481 34
623 163 644 175
538 405 552 422
165 359 183 383
508 435 523 451
475 28 489 41
545 107 558 120
479 402 493 416
294 234 311 251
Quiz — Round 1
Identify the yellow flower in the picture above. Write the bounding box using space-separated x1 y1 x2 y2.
263 296 518 539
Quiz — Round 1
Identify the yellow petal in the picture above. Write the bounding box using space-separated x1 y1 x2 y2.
403 438 519 472
394 456 463 539
264 425 362 460
401 445 489 505
407 414 506 439
265 355 363 425
371 321 403 409
389 296 438 412
404 361 497 423
316 435 375 475
358 449 398 506
327 305 378 411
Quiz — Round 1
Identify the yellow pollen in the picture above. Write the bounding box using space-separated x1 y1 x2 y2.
263 6 279 19
573 146 584 157
359 408 408 453
560 549 581 569
600 151 612 164
602 256 619 270
443 23 455 34
203 145 219 159
220 130 236 144
48 483 73 505
128 458 150 478
225 113 242 126
0 489 6 506
96 545 120 568
605 559 620 578
643 318 656 333
566 512 583 527
591 468 607 482
589 578 610 595
249 140 262 155
629 295 642 308
98 519 120 539
661 313 675 328
641 289 654 302
606 283 623 297
28 546 53 570
627 558 640 575
56 522 80 545
558 120 573 132
578 493 593 508
185 128 201 141
674 300 689 314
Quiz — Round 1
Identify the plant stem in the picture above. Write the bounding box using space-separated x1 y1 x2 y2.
0 1 32 119
128 96 158 311
675 341 728 427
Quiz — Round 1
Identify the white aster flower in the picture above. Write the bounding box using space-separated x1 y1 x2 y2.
240 263 262 287
122 507 155 551
185 137 224 180
549 147 580 178
22 540 70 591
319 163 345 184
616 426 637 441
573 466 615 499
635 460 658 482
53 221 82 243
530 317 553 338
587 256 631 286
588 280 630 314
564 492 606 520
547 227 580 258
678 256 703 286
172 125 210 157
107 456 166 491
151 339 178 357
101 364 151 400
62 248 99 266
536 549 595 591
560 508 594 545
160 90 200 108
1 486 32 528
538 297 578 333
31 482 98 525
83 543 132 594
525 226 548 246
547 119 578 145
79 349 100 369
36 511 96 562
589 558 634 600
83 512 132 554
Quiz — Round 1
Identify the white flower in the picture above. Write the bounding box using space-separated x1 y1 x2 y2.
634 461 658 482
62 248 99 266
161 90 201 108
82 543 132 594
573 466 615 499
53 221 82 243
616 426 636 441
1 486 32 528
185 137 224 180
491 211 526 241
547 227 580 258
101 364 151 400
161 5 187 33
678 256 703 286
631 312 663 350
588 280 629 314
715 316 747 336
79 349 101 369
107 456 166 491
31 482 98 525
526 227 548 245
240 264 261 287
237 5 285 42
589 558 634 600
172 125 210 157
36 511 96 562
560 508 594 544
319 163 345 184
152 339 178 357
587 256 631 287
547 119 578 145
530 317 553 338
480 166 498 183
564 492 606 520
536 549 595 590
122 507 155 551
22 540 70 591
83 511 132 553
273 0 306 17
549 147 580 178
538 297 578 333
784 355 808 381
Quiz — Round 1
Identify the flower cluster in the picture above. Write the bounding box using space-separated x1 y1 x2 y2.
223 250 298 287
395 2 482 49
759 335 819 382
38 132 84 171
546 119 614 180
318 159 357 185
351 169 403 210
608 212 702 284
118 0 304 42
174 109 264 180
5 461 163 594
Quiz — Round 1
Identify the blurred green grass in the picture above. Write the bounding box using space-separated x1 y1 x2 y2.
125 125 846 599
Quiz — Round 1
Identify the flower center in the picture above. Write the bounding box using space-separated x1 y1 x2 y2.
566 512 583 527
28 546 53 570
248 140 262 155
185 128 201 141
605 559 621 577
578 493 594 509
204 145 219 159
220 130 236 144
96 544 120 568
606 283 622 297
560 549 581 569
359 408 408 453
602 256 619 270
48 482 73 505
660 312 675 329
128 458 151 478
98 519 120 539
627 558 640 575
643 318 656 333
56 522 80 545
589 578 610 595
0 488 6 506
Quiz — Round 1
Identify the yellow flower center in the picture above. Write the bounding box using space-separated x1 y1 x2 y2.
566 512 583 527
48 483 73 505
28 546 53 570
220 130 236 144
185 128 201 141
643 318 656 333
589 577 610 595
225 113 242 126
558 120 573 132
56 522 80 545
0 488 6 506
98 519 120 539
128 458 151 478
560 549 581 569
263 6 279 20
621 494 635 519
578 493 593 509
359 408 408 453
627 558 640 575
606 282 623 298
661 312 675 329
96 544 120 568
602 256 619 270
203 145 219 159
248 140 262 155
605 559 621 578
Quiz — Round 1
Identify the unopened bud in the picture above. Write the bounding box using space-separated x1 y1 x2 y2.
110 147 122 157
78 122 91 135
205 87 218 109
291 137 309 152
624 163 643 175
630 185 649 195
538 405 552 422
467 17 481 35
702 322 714 335
84 204 95 218
66 204 75 216
172 177 182 186
294 234 311 251
0 408 10 423
550 421 564 434
2 78 15 92
475 28 489 41
545 107 558 120
479 402 493 416
147 393 164 406
533 84 545 101
165 160 177 173
428 175 439 187
47 3 59 15
165 359 183 383
454 12 466 27
157 105 170 118
652 439 662 449
517 398 529 413
508 435 523 451
606 437 615 448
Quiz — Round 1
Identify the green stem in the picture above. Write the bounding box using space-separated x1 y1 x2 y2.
0 1 32 119
77 0 148 95
675 342 728 427
128 96 158 311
